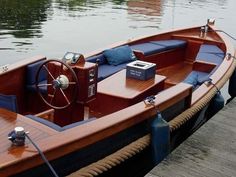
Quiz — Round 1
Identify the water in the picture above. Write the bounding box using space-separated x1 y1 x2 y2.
1 0 236 66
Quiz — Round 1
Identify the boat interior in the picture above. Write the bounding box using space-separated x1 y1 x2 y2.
0 25 230 176
1 26 225 123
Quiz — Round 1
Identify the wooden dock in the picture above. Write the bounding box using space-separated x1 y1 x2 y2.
145 98 236 177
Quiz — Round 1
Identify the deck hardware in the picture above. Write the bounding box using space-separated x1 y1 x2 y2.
0 64 9 73
207 18 215 25
8 127 59 177
144 95 156 106
8 127 28 146
227 53 236 60
200 26 205 38
200 25 209 38
199 77 220 93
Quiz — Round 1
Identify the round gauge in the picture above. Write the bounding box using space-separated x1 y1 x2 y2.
65 53 74 60
74 54 81 59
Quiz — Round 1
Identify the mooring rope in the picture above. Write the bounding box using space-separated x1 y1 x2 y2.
68 58 236 177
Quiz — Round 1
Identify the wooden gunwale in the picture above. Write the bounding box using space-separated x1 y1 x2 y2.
84 25 201 58
0 55 46 76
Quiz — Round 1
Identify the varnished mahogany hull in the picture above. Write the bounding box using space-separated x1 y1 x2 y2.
0 23 235 177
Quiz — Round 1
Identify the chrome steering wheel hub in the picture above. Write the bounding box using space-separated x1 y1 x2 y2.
52 75 69 90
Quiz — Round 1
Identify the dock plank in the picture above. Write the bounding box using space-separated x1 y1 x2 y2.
145 99 236 177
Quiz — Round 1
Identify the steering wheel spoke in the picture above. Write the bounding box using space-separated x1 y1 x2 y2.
59 88 70 105
43 65 55 80
49 89 57 104
37 83 53 87
68 82 77 85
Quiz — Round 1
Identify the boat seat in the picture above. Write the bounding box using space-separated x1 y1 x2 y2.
97 62 128 81
87 53 130 81
0 94 18 112
183 71 210 89
196 44 225 65
130 43 166 56
130 40 187 56
26 60 47 93
150 40 187 50
86 45 136 81
87 40 187 81
25 115 96 131
86 53 107 66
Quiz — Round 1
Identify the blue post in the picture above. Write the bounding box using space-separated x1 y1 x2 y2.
151 112 170 165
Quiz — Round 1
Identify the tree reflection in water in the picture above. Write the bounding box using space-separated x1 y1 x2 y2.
0 0 51 38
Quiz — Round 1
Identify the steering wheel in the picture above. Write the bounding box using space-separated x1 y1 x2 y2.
35 59 78 109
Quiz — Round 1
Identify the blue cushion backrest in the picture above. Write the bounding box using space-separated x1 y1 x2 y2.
97 62 128 81
150 40 187 50
86 54 107 65
198 44 224 53
196 44 225 65
62 117 96 130
130 43 166 56
26 115 63 131
27 60 47 85
104 45 136 66
0 94 18 112
26 80 47 94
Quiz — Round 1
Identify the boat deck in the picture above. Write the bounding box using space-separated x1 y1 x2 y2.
145 98 236 177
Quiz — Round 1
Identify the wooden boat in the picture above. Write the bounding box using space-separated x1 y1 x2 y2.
0 21 235 177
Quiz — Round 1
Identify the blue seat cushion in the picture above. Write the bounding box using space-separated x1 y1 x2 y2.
26 115 63 131
183 71 209 88
150 40 187 50
130 43 166 56
104 45 136 66
0 94 18 112
26 60 47 85
97 62 128 81
183 71 199 88
196 52 224 65
26 115 96 131
196 44 225 65
86 54 107 65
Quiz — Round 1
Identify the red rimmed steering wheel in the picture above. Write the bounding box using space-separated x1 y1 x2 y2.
36 59 78 109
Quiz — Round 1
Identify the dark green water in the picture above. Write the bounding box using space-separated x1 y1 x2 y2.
0 0 236 66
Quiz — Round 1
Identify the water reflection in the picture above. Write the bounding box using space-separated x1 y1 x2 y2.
0 0 51 38
128 0 163 17
0 0 235 66
127 0 164 28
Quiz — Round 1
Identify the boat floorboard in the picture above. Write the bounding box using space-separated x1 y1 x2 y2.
157 62 193 86
145 98 236 177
